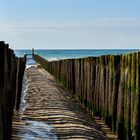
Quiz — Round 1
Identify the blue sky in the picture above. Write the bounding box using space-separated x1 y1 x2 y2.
0 0 140 49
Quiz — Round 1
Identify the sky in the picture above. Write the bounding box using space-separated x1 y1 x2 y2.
0 0 140 49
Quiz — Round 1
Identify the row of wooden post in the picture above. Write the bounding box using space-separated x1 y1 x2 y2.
33 51 140 140
0 41 26 139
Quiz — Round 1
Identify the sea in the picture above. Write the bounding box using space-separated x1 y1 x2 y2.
14 49 139 61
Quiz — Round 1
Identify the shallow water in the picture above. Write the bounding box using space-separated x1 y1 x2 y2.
18 74 29 120
18 120 57 140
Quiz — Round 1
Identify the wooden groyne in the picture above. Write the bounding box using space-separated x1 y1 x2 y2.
0 41 26 139
33 51 140 140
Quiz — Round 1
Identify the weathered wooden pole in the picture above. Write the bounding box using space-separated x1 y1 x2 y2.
0 41 26 139
33 51 140 140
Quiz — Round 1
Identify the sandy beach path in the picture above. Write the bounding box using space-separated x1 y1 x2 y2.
12 66 108 140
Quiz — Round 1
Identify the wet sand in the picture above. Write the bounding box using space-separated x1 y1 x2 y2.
12 66 109 140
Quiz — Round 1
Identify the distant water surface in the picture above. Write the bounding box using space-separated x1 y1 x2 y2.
14 49 139 61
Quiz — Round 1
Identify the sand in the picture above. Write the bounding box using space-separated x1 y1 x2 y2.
12 66 113 140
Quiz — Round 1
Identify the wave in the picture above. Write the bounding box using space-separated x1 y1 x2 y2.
47 57 61 62
26 64 37 69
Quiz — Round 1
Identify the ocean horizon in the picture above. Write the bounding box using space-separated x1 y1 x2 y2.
14 49 139 62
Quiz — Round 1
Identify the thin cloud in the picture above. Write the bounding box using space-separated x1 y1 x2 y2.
0 17 140 32
88 17 140 28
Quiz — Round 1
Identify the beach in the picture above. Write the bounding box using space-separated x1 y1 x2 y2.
12 65 112 139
